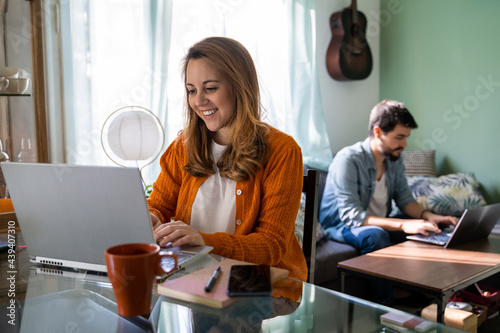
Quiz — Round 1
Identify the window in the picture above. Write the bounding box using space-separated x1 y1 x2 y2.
46 0 331 185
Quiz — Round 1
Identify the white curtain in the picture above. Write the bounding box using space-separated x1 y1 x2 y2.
286 0 333 170
146 0 173 183
61 0 153 167
54 0 332 186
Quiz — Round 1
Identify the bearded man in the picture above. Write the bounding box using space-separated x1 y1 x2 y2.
319 99 458 305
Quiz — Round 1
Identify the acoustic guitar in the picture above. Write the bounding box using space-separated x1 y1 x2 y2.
326 0 372 81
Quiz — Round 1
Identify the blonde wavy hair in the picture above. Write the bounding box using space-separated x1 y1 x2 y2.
182 37 270 181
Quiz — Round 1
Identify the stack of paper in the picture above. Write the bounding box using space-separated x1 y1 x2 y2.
380 312 435 332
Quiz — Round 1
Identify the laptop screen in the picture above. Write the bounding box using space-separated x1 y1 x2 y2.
2 163 156 270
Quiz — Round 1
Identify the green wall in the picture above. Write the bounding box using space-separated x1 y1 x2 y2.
379 0 500 204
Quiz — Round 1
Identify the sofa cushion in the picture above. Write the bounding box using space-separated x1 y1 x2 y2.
407 172 487 216
313 238 360 286
401 150 436 177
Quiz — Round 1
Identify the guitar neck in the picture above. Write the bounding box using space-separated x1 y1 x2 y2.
351 0 359 24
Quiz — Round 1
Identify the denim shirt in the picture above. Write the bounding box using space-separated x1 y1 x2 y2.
319 137 416 243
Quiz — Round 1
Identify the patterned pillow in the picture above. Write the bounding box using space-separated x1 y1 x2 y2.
407 172 487 216
401 150 437 177
295 193 325 246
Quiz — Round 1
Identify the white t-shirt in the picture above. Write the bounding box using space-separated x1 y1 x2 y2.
189 141 237 234
366 172 388 218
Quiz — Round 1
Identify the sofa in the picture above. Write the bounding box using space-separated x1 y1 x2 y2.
301 149 492 293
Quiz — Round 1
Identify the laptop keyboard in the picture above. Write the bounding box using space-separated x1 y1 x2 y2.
424 232 451 244
161 252 195 272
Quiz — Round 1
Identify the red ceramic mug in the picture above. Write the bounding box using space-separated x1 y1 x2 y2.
105 243 177 317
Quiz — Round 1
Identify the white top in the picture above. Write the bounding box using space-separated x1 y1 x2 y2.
189 141 237 234
366 172 388 218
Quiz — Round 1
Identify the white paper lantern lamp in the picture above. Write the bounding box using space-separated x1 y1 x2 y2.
101 106 164 184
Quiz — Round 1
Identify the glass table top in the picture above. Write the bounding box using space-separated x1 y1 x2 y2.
0 233 464 333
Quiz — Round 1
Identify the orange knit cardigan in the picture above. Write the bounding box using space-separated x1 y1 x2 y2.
147 127 307 282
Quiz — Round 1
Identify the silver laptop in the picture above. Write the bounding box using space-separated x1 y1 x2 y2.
1 162 212 273
407 203 500 248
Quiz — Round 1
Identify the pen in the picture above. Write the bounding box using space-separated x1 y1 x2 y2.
204 266 221 292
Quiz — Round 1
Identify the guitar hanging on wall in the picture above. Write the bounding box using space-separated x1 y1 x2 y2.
326 0 373 81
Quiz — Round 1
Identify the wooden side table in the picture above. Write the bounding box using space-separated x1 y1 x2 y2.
338 239 500 323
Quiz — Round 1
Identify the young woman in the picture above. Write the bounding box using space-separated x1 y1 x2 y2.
148 37 306 281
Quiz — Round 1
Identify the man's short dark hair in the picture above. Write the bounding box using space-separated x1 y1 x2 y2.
368 99 418 137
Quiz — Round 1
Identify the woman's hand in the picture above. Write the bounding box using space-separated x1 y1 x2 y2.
154 219 205 247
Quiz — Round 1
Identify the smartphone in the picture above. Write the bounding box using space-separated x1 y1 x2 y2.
227 264 272 297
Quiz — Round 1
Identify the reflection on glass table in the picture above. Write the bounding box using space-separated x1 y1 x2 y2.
151 276 464 333
0 249 465 333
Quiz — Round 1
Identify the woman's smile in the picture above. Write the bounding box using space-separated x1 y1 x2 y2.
201 108 218 117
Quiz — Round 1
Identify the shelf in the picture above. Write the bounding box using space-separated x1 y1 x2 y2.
0 93 31 97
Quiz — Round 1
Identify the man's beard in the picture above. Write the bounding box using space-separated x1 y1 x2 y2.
379 136 404 161
382 147 404 161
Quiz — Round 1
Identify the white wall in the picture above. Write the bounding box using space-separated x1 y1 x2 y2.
316 0 380 154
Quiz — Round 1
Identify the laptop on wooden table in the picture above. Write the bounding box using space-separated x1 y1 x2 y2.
1 162 212 273
406 203 500 248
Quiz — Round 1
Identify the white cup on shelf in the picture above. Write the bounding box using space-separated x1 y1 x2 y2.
17 78 30 94
8 78 30 94
0 67 30 93
0 67 20 92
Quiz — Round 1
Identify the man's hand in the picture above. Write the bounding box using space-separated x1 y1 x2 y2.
424 211 459 226
154 219 205 247
401 220 441 236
